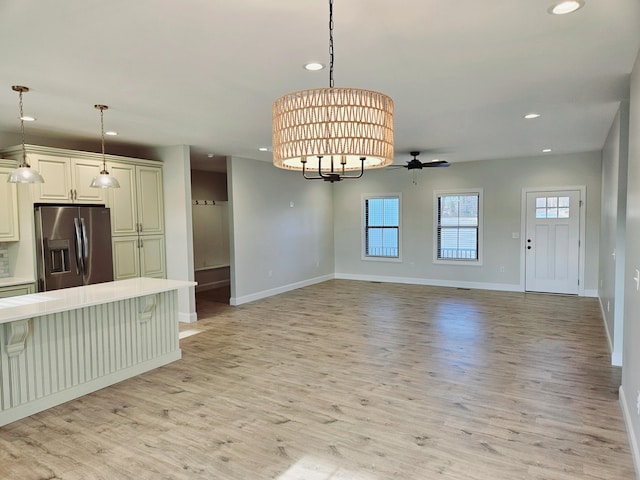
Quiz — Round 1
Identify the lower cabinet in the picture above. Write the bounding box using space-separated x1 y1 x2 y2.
112 235 166 280
0 283 36 298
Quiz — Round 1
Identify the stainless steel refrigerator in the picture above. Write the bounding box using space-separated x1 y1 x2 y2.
34 205 114 292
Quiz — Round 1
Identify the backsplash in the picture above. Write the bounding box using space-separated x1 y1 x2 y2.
0 243 9 278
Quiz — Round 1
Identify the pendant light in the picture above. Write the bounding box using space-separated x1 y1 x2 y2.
7 85 45 184
272 0 394 183
90 104 120 188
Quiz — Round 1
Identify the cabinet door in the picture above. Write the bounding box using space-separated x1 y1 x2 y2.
0 284 35 298
112 236 140 280
71 158 106 203
0 167 19 241
140 235 166 278
107 163 137 236
32 154 72 202
136 166 164 235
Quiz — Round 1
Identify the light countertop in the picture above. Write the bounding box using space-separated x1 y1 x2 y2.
0 277 196 324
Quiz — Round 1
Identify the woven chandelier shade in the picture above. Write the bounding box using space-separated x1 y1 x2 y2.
272 87 394 172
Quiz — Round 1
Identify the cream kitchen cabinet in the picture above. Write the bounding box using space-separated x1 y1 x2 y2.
108 162 165 280
108 163 164 236
0 166 20 241
0 283 35 298
29 153 106 204
112 235 166 280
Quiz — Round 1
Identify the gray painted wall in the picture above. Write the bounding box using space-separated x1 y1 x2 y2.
599 104 630 366
621 49 640 473
227 156 335 304
152 145 196 323
333 152 602 292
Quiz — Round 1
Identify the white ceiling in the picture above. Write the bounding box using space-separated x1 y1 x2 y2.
0 1 639 172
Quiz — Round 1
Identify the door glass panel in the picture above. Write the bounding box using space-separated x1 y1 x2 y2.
536 196 570 219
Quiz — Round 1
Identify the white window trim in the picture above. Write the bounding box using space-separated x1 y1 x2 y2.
433 188 483 266
361 193 402 263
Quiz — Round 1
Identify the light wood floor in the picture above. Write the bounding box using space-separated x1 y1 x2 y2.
0 280 635 479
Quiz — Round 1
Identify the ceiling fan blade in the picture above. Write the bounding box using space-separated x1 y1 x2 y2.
421 160 450 167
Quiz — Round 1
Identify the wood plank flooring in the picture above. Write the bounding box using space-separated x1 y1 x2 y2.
0 280 635 479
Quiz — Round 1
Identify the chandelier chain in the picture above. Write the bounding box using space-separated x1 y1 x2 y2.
329 0 334 88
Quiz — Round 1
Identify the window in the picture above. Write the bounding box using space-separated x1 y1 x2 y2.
535 196 570 219
435 190 482 263
364 195 400 259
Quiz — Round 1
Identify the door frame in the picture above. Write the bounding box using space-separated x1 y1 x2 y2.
519 185 587 295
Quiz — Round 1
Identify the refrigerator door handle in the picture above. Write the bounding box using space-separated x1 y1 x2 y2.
73 217 84 275
80 217 89 267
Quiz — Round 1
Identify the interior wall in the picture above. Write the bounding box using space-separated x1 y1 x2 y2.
333 152 602 293
152 145 197 323
227 156 334 305
599 104 630 367
621 49 640 474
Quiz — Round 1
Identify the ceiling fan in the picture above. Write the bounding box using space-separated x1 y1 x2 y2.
401 151 450 170
390 151 450 185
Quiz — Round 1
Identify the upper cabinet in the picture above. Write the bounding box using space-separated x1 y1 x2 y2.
0 165 20 241
0 146 106 204
31 154 105 204
108 163 164 236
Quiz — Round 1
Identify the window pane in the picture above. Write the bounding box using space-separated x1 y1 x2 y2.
437 193 479 261
547 207 558 218
558 207 570 218
367 228 383 256
383 198 399 226
547 196 558 207
536 197 547 208
558 196 570 207
367 199 383 226
536 208 547 218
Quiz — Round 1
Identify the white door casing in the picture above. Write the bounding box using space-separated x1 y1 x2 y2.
523 188 584 295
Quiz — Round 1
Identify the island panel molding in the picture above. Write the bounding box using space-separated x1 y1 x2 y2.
0 278 194 426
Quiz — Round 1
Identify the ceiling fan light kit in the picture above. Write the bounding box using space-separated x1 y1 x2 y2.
272 0 394 183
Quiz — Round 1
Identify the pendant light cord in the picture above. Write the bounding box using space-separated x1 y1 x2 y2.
98 105 107 170
18 89 27 166
329 0 334 88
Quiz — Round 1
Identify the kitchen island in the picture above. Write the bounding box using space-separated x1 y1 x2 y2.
0 277 195 427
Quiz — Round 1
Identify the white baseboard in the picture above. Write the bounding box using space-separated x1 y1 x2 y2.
334 273 523 293
230 274 334 306
195 279 230 293
179 311 198 323
583 288 598 298
597 296 623 366
619 386 640 479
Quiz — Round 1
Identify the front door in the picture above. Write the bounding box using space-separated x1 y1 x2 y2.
525 190 581 294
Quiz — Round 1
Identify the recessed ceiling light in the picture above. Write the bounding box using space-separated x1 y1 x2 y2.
548 1 585 15
542 148 552 153
20 115 36 122
304 62 325 71
524 113 541 119
105 130 118 136
258 147 271 152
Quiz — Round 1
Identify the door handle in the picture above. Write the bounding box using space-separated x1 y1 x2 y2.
527 246 532 250
73 218 84 274
80 217 89 266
